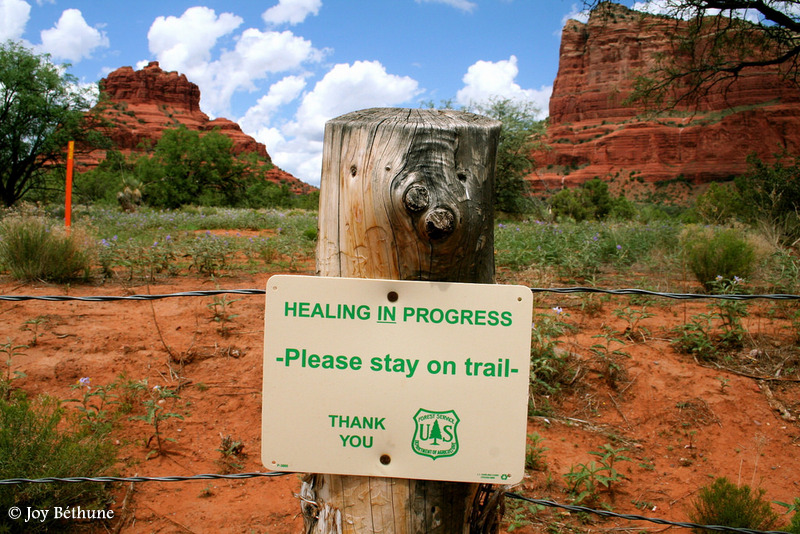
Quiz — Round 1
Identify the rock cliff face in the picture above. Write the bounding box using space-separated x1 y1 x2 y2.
85 62 311 193
529 3 800 193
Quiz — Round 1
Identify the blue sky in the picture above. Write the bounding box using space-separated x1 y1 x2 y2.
2 0 604 186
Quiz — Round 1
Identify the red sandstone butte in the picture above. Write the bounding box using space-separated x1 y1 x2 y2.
82 62 312 193
529 3 800 193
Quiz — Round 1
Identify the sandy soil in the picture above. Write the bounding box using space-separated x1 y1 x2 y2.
1 263 798 533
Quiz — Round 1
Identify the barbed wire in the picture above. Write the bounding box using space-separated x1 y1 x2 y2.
0 472 290 485
505 493 791 534
533 287 800 301
0 289 266 302
1 287 798 302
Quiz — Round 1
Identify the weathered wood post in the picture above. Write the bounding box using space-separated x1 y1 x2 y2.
305 107 503 533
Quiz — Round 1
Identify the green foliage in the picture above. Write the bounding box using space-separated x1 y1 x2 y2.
472 98 545 213
735 153 800 245
0 340 27 401
694 182 746 225
525 433 549 471
529 310 576 414
775 498 800 534
0 212 94 282
128 379 185 458
0 41 103 207
0 391 116 532
207 295 240 336
563 443 631 506
682 226 756 290
550 179 633 222
696 154 800 245
688 477 782 533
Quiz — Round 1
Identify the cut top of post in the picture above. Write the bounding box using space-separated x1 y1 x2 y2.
317 107 502 283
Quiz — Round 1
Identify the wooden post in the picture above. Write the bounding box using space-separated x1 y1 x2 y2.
305 108 503 533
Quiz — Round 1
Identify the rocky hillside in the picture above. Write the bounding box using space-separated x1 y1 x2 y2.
83 62 313 194
529 3 800 194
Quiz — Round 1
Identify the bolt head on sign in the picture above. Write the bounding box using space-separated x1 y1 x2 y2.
261 275 532 484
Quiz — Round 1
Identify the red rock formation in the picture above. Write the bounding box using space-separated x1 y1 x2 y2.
529 3 800 194
82 62 314 193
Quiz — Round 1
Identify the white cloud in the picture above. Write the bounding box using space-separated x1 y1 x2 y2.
147 7 324 118
455 55 550 119
288 60 420 140
631 0 768 23
148 7 242 70
254 61 420 185
0 0 30 41
37 8 109 62
415 0 477 13
563 3 589 24
239 75 307 132
262 0 322 26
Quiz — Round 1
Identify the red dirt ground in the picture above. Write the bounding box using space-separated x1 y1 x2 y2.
1 263 798 533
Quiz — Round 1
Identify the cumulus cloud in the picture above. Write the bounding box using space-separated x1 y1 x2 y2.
257 61 420 185
262 0 322 26
0 0 31 41
37 8 109 62
239 75 307 133
455 55 551 119
147 7 324 117
148 7 242 70
415 0 477 13
287 60 420 140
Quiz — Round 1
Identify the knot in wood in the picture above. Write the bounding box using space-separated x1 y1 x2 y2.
424 207 455 241
403 184 430 213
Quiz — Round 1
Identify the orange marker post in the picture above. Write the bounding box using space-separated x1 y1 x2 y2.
65 141 74 233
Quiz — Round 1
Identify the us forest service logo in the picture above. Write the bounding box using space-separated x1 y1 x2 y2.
411 409 460 460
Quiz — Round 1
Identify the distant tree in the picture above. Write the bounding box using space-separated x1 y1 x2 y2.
469 98 546 213
0 41 98 207
583 1 800 109
138 126 250 209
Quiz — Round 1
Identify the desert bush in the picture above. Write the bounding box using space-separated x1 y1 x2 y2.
0 390 116 532
681 226 756 290
688 477 781 533
550 179 634 222
0 213 94 282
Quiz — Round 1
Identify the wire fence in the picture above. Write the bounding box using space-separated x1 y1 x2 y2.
1 285 797 533
2 286 799 302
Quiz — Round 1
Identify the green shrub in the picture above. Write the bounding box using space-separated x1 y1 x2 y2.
688 477 781 533
0 214 94 282
0 391 116 532
682 226 755 290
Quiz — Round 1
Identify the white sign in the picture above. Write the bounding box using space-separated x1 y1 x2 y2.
261 275 532 484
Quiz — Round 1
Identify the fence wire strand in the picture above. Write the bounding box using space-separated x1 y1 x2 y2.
1 287 799 302
505 493 791 534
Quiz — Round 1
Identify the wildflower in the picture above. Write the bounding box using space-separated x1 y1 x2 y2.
498 223 505 229
616 244 622 250
715 275 723 282
552 306 563 315
79 377 91 388
733 276 743 284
